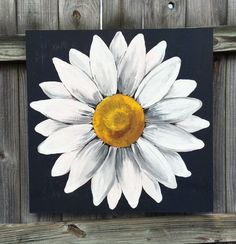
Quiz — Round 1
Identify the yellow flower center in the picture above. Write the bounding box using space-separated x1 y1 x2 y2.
93 94 145 147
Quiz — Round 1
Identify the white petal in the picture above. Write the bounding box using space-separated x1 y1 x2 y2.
135 57 181 108
143 124 204 152
146 98 202 123
91 147 117 206
69 48 92 78
116 148 142 208
165 79 197 98
109 31 127 65
118 34 146 96
176 115 210 133
30 99 94 124
51 151 78 177
64 139 108 193
107 178 122 210
146 40 167 74
53 58 102 105
34 119 67 137
38 124 95 155
142 172 162 203
132 138 177 189
39 81 73 99
159 149 191 177
90 35 117 96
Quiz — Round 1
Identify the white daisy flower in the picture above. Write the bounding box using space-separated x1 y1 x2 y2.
30 31 210 209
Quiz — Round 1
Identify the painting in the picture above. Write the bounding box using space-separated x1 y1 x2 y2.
27 29 213 213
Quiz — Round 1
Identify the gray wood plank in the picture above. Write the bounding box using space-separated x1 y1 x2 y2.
17 0 59 34
226 0 236 214
0 214 236 243
186 0 227 213
16 0 61 222
144 0 186 28
0 0 20 224
0 63 20 223
0 0 17 35
59 0 100 29
186 0 227 27
102 0 144 29
213 54 227 213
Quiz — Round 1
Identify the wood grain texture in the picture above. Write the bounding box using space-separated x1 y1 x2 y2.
213 54 226 213
59 0 100 29
226 0 236 214
0 0 17 35
186 0 227 27
0 63 20 223
16 0 61 222
0 214 236 243
0 0 20 224
144 0 186 28
102 0 144 29
0 35 25 61
17 0 59 34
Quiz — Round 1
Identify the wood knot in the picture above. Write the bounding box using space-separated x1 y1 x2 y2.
0 151 6 160
67 224 86 238
72 10 81 23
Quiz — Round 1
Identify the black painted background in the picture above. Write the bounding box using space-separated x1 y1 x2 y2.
26 29 213 214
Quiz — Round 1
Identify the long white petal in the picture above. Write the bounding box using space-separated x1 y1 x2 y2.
165 79 197 98
34 119 67 137
159 149 191 177
64 139 108 193
53 58 102 105
146 40 167 74
30 99 94 124
116 148 142 208
146 98 202 123
38 124 95 155
176 115 210 133
90 35 117 96
143 124 204 152
69 48 92 78
118 34 146 96
132 138 177 189
109 31 127 65
51 151 78 177
135 57 181 108
142 172 162 203
107 178 122 210
39 81 73 99
91 147 117 206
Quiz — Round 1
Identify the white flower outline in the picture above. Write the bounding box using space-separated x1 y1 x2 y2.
30 31 210 209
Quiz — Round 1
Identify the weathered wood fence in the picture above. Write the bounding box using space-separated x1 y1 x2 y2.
1 0 236 243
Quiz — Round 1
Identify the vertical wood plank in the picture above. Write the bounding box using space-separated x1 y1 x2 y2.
186 0 227 27
226 0 236 213
102 0 144 29
213 54 227 213
17 0 59 34
0 63 20 223
186 0 227 213
59 0 100 29
16 0 61 222
144 0 186 28
0 0 17 35
0 0 20 223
